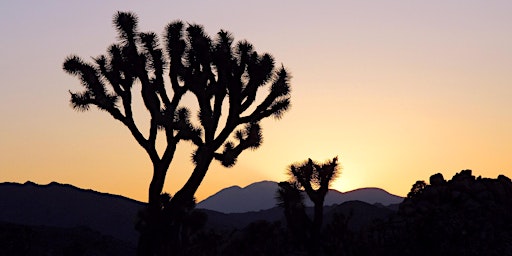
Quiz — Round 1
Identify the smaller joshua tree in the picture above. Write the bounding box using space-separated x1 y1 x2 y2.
277 181 310 250
277 157 340 254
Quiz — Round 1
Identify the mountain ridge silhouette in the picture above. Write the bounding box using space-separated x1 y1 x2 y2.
197 180 403 213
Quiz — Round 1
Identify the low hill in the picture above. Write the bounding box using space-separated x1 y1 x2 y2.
0 181 144 245
203 200 397 232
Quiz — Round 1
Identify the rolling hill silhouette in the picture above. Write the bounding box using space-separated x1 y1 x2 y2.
197 180 403 213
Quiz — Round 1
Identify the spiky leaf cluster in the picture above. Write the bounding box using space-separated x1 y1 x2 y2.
214 123 262 167
288 157 340 202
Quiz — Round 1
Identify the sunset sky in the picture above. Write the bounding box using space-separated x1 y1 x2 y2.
1 1 512 202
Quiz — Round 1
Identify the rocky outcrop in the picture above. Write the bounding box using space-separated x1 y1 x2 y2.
396 170 512 256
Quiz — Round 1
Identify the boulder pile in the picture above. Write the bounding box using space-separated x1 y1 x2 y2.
397 170 512 255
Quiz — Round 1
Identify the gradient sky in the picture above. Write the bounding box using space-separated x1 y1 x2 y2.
1 1 512 202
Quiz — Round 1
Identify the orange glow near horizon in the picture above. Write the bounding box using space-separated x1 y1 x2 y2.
1 1 512 202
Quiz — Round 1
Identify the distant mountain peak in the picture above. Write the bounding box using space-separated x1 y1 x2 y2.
245 180 276 186
343 187 397 195
20 180 79 190
220 185 243 191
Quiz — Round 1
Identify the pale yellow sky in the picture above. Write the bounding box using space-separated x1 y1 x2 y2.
1 1 512 202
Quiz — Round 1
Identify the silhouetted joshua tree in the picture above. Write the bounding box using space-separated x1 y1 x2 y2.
63 11 291 255
278 157 340 254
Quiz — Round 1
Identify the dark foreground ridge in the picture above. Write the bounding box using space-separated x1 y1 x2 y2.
0 221 134 256
1 172 511 255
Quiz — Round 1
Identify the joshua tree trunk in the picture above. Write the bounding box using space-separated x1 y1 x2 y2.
172 150 215 207
138 161 174 256
312 198 325 238
310 197 325 255
149 163 168 210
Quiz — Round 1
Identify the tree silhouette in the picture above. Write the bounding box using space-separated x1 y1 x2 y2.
406 180 427 199
278 157 340 255
276 181 311 250
63 11 291 255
